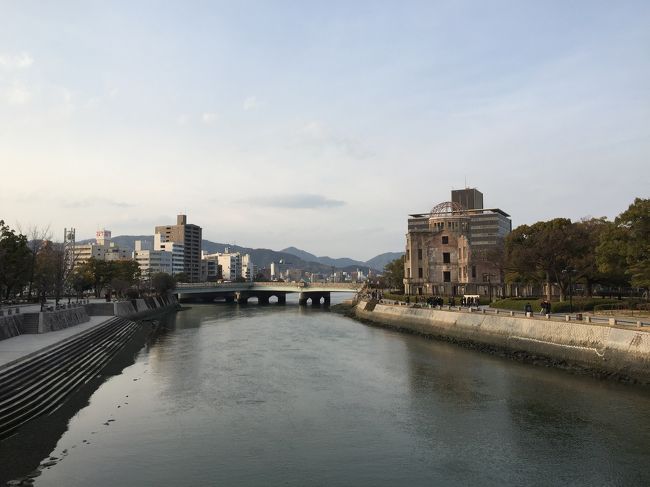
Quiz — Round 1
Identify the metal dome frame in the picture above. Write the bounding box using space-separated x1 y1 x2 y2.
429 201 466 216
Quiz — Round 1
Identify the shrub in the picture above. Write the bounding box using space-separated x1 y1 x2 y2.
125 288 140 299
491 297 636 313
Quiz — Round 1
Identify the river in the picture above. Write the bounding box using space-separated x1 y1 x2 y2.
28 296 650 486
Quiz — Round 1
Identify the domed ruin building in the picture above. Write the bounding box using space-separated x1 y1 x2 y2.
404 188 511 299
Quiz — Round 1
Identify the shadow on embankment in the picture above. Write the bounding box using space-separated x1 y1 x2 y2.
0 320 164 485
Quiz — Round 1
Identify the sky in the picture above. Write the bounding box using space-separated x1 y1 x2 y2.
1 1 648 261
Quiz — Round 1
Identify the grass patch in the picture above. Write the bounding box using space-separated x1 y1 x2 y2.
490 297 640 313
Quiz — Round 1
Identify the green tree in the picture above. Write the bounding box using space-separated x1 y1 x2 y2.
69 265 93 298
0 220 31 299
113 260 141 287
598 198 650 295
82 258 114 298
151 272 176 294
174 272 189 283
505 218 589 301
572 218 619 295
383 255 405 291
32 240 63 302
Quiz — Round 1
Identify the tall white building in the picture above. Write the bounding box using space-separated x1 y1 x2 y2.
154 234 185 276
242 254 255 282
133 240 173 277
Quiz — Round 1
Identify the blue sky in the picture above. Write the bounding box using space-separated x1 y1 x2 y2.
1 1 648 260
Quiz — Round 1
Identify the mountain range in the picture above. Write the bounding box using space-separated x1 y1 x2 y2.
77 235 403 273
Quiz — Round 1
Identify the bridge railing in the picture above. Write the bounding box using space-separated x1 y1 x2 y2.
176 281 364 291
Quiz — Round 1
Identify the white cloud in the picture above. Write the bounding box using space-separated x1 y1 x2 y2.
202 112 218 124
243 193 346 209
4 83 31 105
177 114 189 126
298 120 373 159
0 52 34 70
300 120 326 139
243 96 258 111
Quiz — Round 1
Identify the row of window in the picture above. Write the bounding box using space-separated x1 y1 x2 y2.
408 265 477 281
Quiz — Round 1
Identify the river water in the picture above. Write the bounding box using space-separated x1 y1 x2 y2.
30 296 650 486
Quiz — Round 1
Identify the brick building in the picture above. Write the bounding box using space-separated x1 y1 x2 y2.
403 188 511 298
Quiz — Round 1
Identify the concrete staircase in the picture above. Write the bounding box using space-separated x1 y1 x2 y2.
0 317 139 439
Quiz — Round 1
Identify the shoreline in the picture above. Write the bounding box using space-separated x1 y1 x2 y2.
0 315 169 485
333 301 650 387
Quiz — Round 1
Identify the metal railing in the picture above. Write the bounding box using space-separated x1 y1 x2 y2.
372 300 650 327
176 281 363 291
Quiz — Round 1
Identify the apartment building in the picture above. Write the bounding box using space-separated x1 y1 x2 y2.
154 214 202 282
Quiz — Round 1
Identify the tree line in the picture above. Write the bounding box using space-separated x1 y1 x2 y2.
381 197 649 299
504 197 649 300
0 220 178 303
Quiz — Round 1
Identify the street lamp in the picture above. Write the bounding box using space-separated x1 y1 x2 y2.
562 268 577 313
483 273 494 302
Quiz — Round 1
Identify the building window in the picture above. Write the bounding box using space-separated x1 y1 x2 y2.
443 252 450 264
472 265 477 278
417 249 422 260
406 249 410 260
443 271 451 282
442 236 449 244
407 268 411 278
418 267 423 278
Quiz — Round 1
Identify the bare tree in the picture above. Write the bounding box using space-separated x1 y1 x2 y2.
17 223 52 301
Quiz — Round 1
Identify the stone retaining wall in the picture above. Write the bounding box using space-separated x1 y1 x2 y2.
37 307 89 333
84 295 178 320
355 301 650 383
116 295 178 319
0 315 23 339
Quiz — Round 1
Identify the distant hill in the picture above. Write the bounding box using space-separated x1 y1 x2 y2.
78 236 401 273
282 247 403 272
365 252 404 270
281 247 368 270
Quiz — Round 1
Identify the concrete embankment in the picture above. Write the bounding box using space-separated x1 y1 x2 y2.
0 295 179 484
86 295 179 320
354 300 650 384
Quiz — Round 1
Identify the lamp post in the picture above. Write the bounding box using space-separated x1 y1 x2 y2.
483 273 494 302
562 268 576 313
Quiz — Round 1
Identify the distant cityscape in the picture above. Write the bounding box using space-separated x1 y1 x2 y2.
67 186 515 294
70 213 379 285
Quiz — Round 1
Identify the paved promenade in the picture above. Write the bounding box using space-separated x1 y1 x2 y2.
373 299 650 328
0 315 112 369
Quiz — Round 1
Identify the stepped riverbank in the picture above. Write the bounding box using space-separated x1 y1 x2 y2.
0 297 179 485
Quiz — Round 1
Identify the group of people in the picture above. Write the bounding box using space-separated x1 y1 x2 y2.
460 296 480 307
403 295 478 308
369 289 383 301
523 300 551 315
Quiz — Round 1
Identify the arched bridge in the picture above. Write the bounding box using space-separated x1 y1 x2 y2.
175 281 363 306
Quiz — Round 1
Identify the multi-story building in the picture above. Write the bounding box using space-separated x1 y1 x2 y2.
154 214 202 282
154 234 185 276
241 254 255 282
73 229 131 266
133 240 173 277
201 257 223 281
404 188 511 298
201 249 253 282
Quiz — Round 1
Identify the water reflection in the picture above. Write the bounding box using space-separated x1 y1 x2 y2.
29 302 650 487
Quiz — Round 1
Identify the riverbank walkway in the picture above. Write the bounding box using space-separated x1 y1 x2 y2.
372 299 650 328
0 315 113 370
